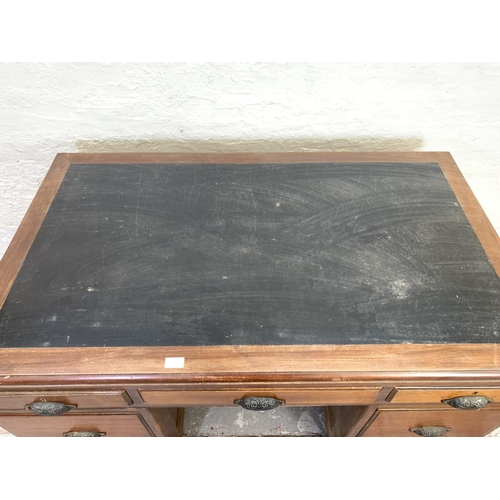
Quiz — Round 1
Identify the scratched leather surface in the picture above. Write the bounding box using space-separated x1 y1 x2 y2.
1 162 499 347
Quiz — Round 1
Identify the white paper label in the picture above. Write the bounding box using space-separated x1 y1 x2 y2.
164 357 185 368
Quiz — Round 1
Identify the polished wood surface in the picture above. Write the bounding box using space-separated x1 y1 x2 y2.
325 405 374 437
2 344 500 382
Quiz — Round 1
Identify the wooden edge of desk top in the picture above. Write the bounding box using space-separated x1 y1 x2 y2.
0 344 499 383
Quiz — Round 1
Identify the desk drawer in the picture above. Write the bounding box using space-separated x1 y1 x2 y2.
362 408 500 437
140 388 381 406
391 388 500 406
0 391 130 411
0 414 151 437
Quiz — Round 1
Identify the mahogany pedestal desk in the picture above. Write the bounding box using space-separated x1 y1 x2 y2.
1 152 500 437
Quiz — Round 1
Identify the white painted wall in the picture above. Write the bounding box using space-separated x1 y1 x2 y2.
1 62 499 257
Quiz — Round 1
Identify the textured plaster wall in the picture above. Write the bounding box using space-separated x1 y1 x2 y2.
1 62 500 258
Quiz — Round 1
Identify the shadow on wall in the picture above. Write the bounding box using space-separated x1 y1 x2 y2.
76 137 424 154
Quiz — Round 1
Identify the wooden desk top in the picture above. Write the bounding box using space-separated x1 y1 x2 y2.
0 152 499 383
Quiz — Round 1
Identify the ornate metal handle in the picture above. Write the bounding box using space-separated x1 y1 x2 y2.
26 401 77 416
234 396 285 411
63 431 106 437
441 395 493 410
410 426 451 437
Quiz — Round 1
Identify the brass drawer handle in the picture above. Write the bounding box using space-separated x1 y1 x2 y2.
26 401 77 416
410 426 451 437
441 395 493 410
234 397 285 411
63 431 106 437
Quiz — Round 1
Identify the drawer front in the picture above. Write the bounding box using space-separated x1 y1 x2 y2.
140 388 381 406
0 391 130 411
0 414 151 437
391 388 500 405
362 408 500 437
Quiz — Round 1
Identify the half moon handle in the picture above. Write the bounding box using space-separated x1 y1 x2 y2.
441 395 493 410
63 431 106 437
26 401 77 416
234 396 285 411
410 426 451 437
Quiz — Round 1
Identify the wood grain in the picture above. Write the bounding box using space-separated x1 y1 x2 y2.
139 387 380 406
148 407 183 436
0 390 129 410
63 151 460 164
1 344 500 381
361 407 500 437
